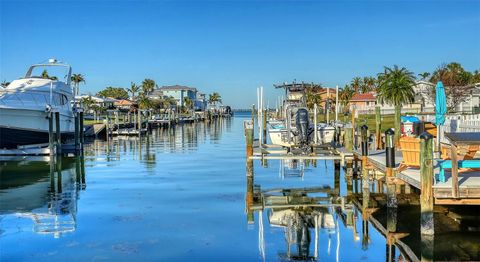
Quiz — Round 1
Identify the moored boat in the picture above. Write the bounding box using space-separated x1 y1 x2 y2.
0 59 75 149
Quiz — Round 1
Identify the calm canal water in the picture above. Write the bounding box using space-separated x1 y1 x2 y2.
1 113 479 261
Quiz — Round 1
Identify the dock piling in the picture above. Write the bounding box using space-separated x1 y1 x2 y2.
314 104 318 145
75 110 80 149
262 109 267 145
420 132 434 235
79 110 84 144
48 111 54 156
375 106 381 149
245 120 254 157
246 158 254 224
345 127 353 151
55 111 61 154
385 128 397 208
361 125 369 189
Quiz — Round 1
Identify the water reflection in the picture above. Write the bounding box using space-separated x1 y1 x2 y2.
247 159 354 261
85 118 232 159
246 156 480 261
0 156 85 238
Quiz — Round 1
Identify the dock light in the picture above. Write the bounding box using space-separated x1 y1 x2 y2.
385 128 395 168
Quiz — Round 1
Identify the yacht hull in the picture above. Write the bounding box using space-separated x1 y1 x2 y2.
0 108 74 149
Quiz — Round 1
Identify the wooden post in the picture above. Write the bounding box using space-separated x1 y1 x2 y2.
79 111 84 144
262 109 267 145
334 160 340 197
314 103 318 144
48 112 54 156
74 111 80 150
106 113 110 139
375 106 381 149
385 128 397 209
245 120 254 157
345 127 353 151
451 144 459 198
421 234 434 262
362 183 370 250
246 159 254 224
138 110 142 136
361 125 369 189
420 132 434 235
55 111 61 154
351 106 356 148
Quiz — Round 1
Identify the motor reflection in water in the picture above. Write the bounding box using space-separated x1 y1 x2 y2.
246 158 355 261
0 156 86 238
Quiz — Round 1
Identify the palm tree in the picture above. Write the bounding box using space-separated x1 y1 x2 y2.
208 92 222 106
350 77 362 93
361 76 376 93
418 72 430 81
183 97 194 113
71 73 86 96
137 93 154 110
377 65 416 144
81 96 96 117
339 85 355 112
141 79 156 96
128 82 140 100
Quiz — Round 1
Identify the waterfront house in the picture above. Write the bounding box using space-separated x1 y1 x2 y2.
349 92 377 111
76 95 117 109
114 99 134 110
157 85 197 107
195 92 208 111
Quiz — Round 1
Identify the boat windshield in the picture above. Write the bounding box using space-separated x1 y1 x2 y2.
25 64 72 85
0 91 69 106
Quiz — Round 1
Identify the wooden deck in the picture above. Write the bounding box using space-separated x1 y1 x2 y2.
352 150 480 204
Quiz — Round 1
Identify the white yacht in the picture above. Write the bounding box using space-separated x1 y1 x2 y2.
0 59 75 149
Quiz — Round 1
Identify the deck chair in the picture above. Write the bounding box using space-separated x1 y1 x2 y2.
398 136 421 172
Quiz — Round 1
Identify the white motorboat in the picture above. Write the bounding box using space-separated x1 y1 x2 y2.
316 123 335 145
0 59 76 149
268 82 335 148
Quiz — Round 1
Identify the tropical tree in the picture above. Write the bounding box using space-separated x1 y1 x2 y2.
137 93 155 110
339 85 355 112
162 96 177 110
71 73 85 96
361 76 376 93
183 97 194 113
208 92 222 106
141 79 156 95
377 65 416 144
81 96 95 111
128 82 140 100
97 86 129 99
305 83 323 109
350 77 362 93
418 72 430 80
472 70 480 83
429 62 476 112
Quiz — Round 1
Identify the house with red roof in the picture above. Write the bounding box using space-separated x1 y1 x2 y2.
349 92 377 110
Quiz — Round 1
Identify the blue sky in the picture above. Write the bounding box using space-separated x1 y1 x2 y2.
1 0 479 108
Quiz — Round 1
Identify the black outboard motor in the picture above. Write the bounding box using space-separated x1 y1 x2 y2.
296 108 309 144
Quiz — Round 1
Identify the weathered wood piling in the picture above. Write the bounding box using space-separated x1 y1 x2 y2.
420 132 434 236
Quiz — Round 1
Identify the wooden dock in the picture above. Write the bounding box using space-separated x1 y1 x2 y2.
351 150 480 205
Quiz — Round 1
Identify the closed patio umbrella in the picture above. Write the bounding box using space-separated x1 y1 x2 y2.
435 81 447 154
